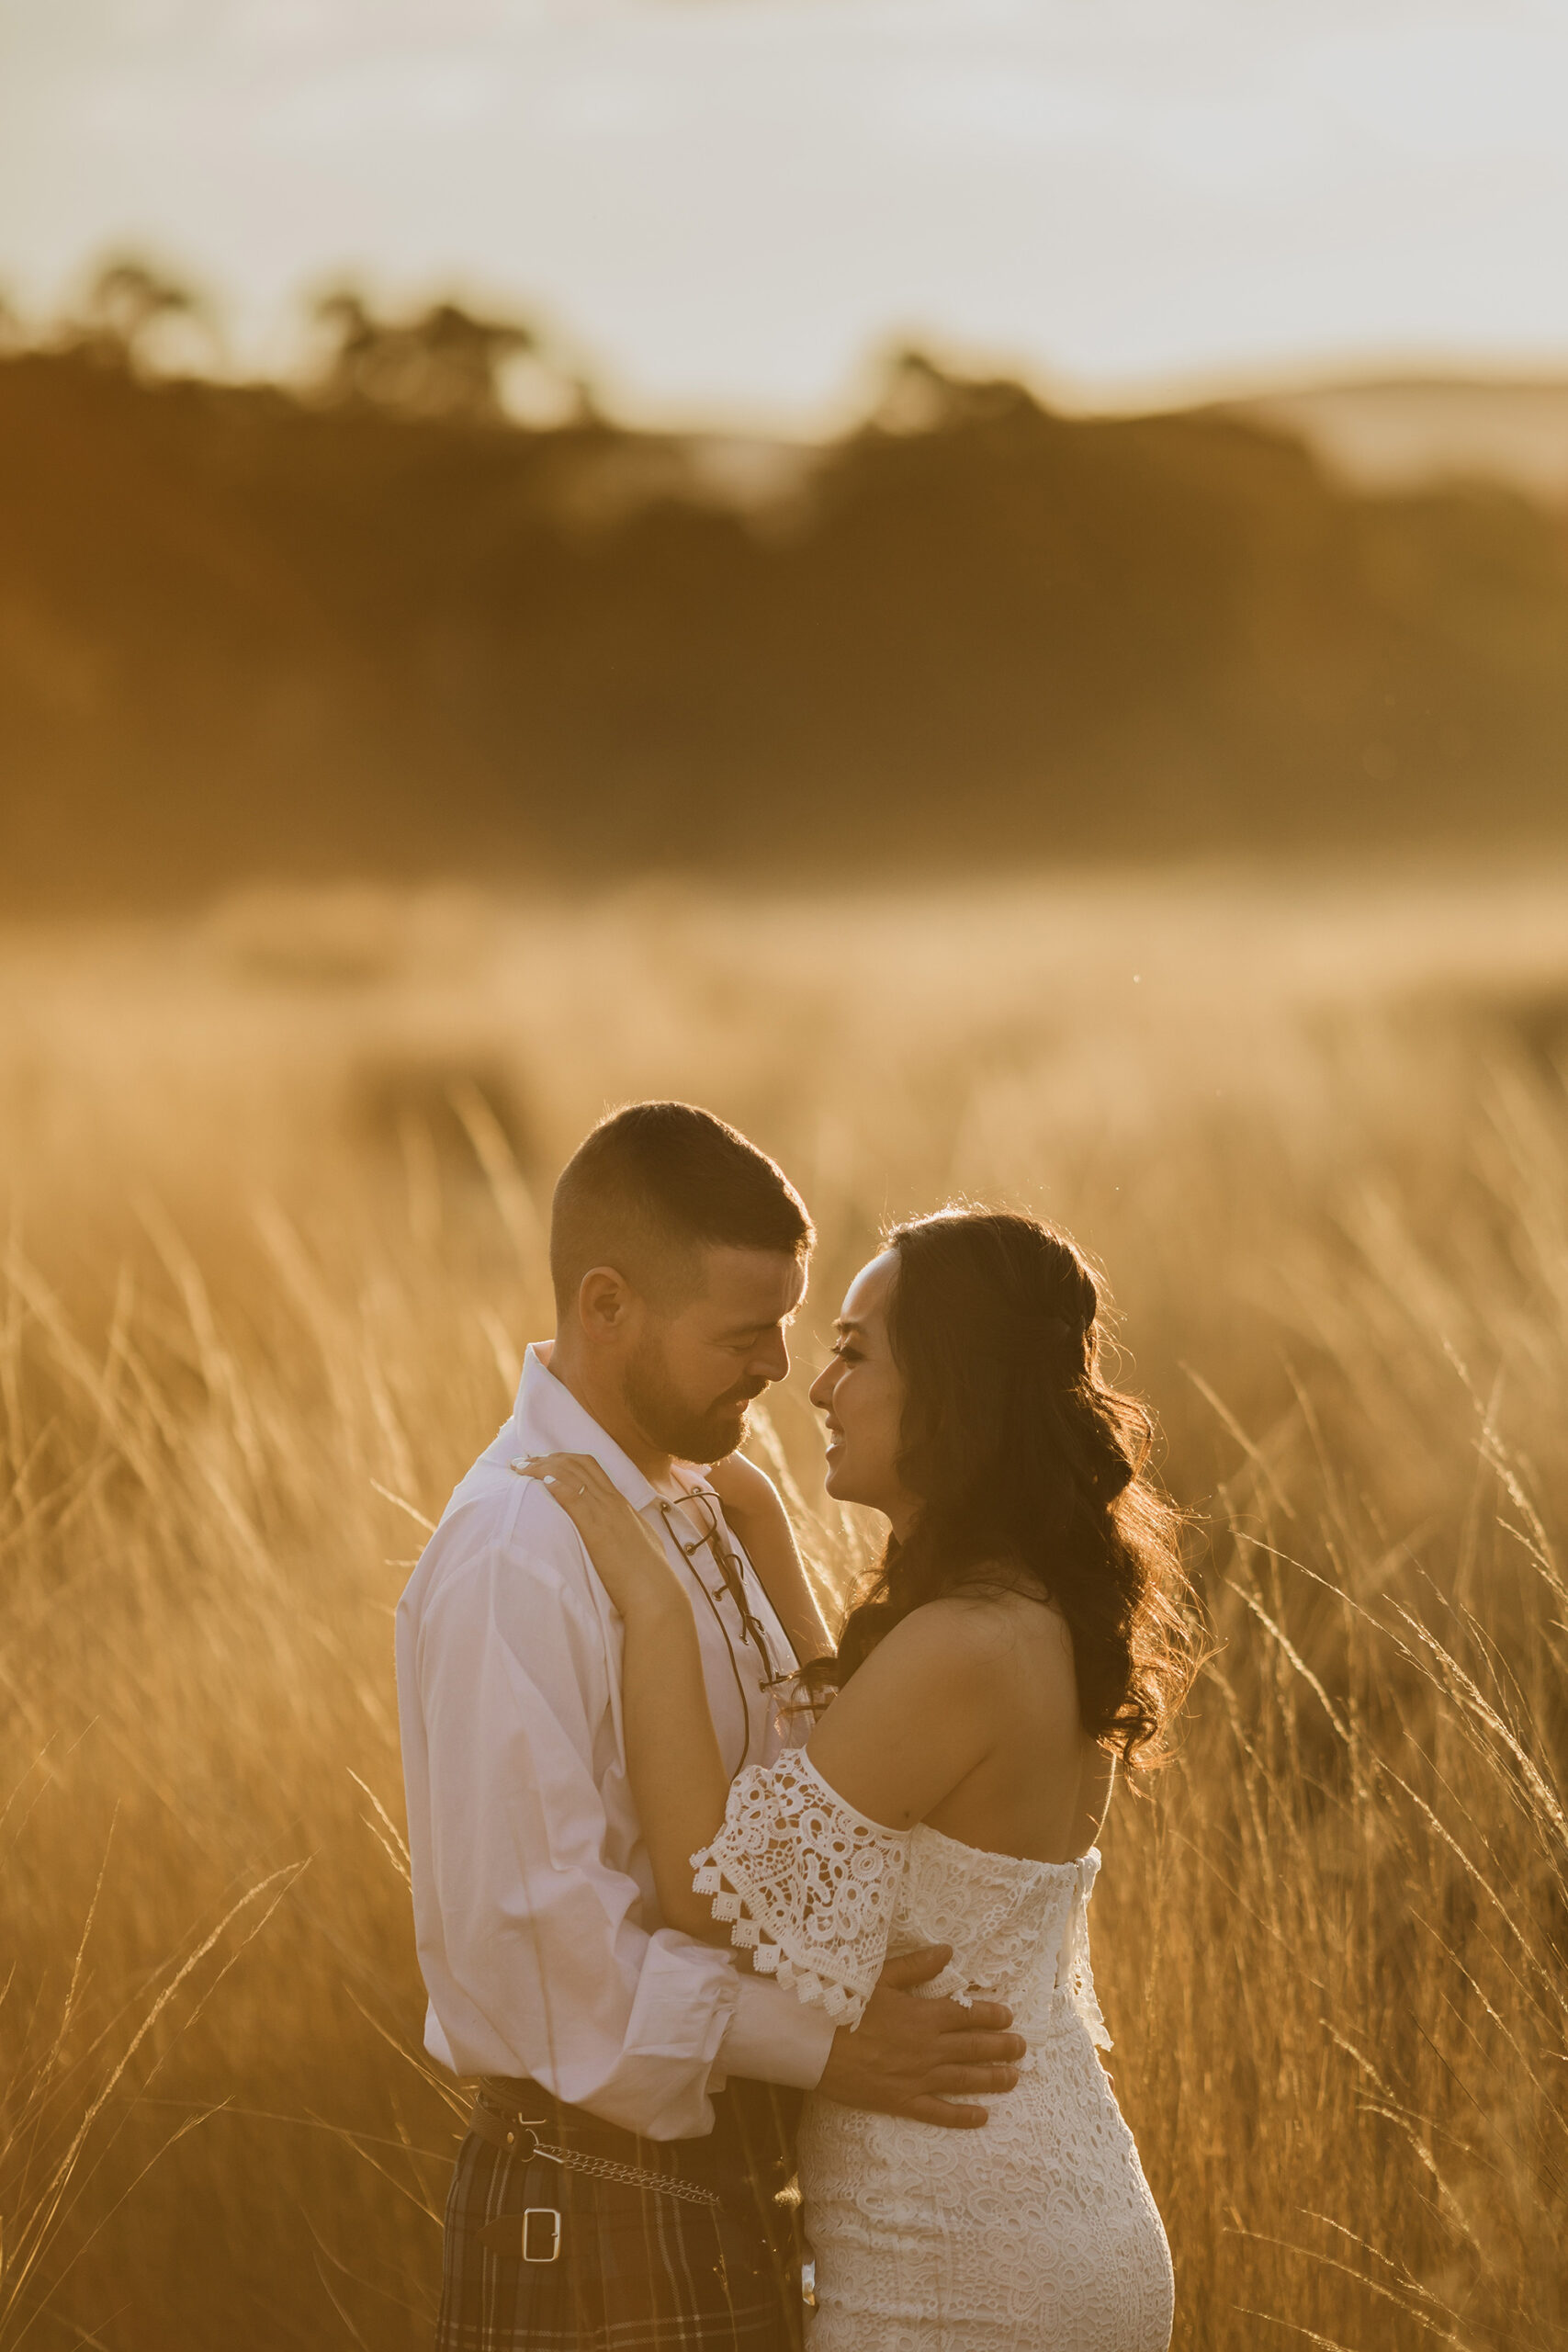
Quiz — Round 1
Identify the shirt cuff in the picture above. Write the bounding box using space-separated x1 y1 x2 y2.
715 1971 836 2090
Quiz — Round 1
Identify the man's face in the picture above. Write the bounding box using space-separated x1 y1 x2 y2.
623 1246 807 1464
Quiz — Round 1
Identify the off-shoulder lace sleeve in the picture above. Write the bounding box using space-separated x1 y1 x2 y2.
690 1749 907 2029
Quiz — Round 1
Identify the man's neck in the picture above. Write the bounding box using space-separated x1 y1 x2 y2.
541 1340 680 1492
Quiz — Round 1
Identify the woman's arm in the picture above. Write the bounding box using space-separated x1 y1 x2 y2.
514 1453 739 1945
704 1452 833 1664
513 1465 1010 1943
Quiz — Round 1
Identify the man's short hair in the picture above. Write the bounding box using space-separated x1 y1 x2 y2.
549 1102 813 1313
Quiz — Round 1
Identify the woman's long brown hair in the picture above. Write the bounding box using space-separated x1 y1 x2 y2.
805 1208 1198 1765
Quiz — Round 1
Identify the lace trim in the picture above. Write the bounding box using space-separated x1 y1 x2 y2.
690 1749 908 2030
1055 1849 1111 2051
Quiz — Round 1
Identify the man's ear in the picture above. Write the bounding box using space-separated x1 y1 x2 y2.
576 1264 637 1340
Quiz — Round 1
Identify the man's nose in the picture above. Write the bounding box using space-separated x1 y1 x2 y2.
751 1325 791 1383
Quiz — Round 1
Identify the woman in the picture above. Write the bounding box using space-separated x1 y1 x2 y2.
522 1207 1193 2351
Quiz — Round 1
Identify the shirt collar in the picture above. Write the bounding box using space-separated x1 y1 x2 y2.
512 1343 671 1515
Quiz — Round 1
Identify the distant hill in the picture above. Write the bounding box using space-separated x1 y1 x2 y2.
1224 377 1568 503
3 342 1567 910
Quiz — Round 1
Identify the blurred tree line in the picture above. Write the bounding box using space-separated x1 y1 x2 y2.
2 257 1566 908
26 255 592 424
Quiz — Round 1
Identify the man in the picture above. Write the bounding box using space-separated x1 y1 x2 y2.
397 1102 1024 2350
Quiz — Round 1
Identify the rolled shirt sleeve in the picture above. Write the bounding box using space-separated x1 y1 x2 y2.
718 1972 837 2090
397 1476 833 2141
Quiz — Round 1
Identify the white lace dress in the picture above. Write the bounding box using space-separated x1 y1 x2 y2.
692 1750 1174 2352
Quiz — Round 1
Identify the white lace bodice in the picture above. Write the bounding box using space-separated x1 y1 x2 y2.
693 1749 1173 2351
691 1747 1110 2049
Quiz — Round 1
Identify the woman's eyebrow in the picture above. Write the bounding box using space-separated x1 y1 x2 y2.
835 1317 866 1336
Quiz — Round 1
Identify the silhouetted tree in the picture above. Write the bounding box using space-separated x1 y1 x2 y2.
310 291 592 427
65 257 217 375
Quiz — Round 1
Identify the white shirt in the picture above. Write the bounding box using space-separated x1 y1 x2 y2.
395 1344 836 2140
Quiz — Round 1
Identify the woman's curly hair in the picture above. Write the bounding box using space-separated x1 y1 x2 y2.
806 1208 1198 1767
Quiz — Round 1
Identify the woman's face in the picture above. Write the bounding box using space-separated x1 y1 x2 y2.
807 1250 919 1533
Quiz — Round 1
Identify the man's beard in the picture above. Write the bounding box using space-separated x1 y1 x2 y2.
624 1332 765 1465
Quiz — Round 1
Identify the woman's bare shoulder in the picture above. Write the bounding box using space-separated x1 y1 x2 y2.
853 1580 1072 1688
810 1581 1082 1827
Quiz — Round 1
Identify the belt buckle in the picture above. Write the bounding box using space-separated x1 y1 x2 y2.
522 2207 562 2264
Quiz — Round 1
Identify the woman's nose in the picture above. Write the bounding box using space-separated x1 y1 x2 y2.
807 1360 836 1410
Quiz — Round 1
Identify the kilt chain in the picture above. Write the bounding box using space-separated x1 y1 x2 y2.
508 2123 725 2212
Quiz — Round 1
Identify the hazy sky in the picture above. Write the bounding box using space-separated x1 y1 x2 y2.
5 0 1568 431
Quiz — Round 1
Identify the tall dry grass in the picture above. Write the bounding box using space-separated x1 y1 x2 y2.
2 868 1566 2349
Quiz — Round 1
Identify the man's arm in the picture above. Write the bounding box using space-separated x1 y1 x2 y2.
399 1484 830 2137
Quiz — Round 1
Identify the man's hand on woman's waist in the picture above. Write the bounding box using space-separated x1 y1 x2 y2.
816 1944 1025 2130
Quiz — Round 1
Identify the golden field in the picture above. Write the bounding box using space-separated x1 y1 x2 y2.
3 863 1567 2351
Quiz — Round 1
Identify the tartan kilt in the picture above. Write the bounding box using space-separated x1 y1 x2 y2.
435 2079 805 2352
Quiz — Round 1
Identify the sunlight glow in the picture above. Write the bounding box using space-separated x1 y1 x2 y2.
3 0 1568 425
